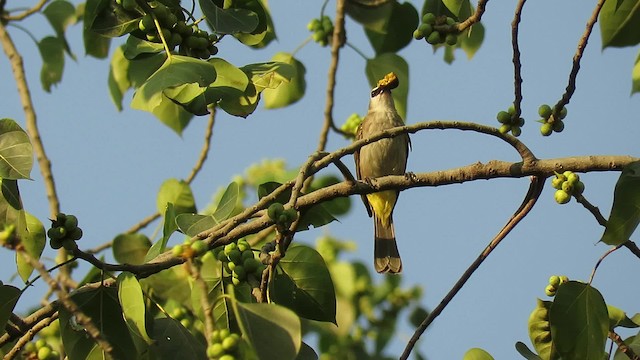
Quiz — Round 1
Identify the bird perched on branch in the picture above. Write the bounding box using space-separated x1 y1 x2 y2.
354 72 410 274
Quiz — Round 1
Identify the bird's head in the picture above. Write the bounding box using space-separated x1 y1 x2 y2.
371 72 399 98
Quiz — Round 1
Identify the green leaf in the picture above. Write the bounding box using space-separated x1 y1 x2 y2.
0 119 33 179
345 0 395 32
232 0 273 46
175 213 218 237
38 36 65 92
443 0 467 17
263 53 306 109
365 2 418 54
212 181 240 222
296 342 318 360
156 178 197 215
271 245 336 323
234 302 301 360
123 36 165 59
113 233 151 265
117 272 152 343
608 304 640 329
514 342 543 360
141 267 191 304
242 61 295 92
633 51 640 95
82 0 112 57
463 348 495 360
600 0 640 48
108 46 130 111
550 281 609 360
90 0 142 37
460 22 485 59
199 0 259 34
59 286 138 360
0 284 20 337
0 179 27 241
149 317 207 359
145 203 177 262
16 212 45 282
601 161 640 245
188 57 251 116
43 0 77 57
365 53 409 119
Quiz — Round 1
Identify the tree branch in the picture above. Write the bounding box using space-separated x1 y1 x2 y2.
511 0 526 116
1 0 49 21
457 0 489 32
401 176 545 359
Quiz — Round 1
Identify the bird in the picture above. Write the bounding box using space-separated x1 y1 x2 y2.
354 72 410 274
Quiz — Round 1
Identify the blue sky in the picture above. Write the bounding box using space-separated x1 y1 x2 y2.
1 0 639 358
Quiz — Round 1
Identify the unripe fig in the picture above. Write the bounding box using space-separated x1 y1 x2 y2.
552 120 564 133
554 190 570 204
227 249 242 264
223 242 238 256
511 126 522 137
68 227 83 241
496 111 511 124
544 284 556 297
540 123 553 136
551 177 564 190
561 181 573 193
190 240 207 255
267 203 285 221
418 23 433 36
206 343 224 358
573 181 585 195
566 172 579 185
538 104 552 119
172 245 184 257
426 31 441 45
422 13 436 25
445 34 458 45
548 275 561 287
559 106 568 119
499 124 511 134
222 334 239 350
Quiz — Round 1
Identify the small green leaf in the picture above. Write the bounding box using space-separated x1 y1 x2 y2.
90 0 141 37
113 233 151 265
43 0 77 57
514 342 543 360
443 0 467 17
82 0 112 57
263 53 306 109
0 179 27 242
117 272 152 343
156 178 197 215
0 284 21 337
345 0 395 32
199 0 259 34
365 53 409 119
460 22 485 59
123 36 165 59
175 213 218 237
16 212 45 282
463 348 495 360
550 281 609 360
233 0 274 46
365 1 418 54
38 36 65 92
601 161 640 245
271 245 336 323
212 181 240 222
600 0 640 48
149 318 207 359
145 203 177 262
242 61 295 92
234 302 301 360
632 50 640 95
108 46 130 111
0 119 33 180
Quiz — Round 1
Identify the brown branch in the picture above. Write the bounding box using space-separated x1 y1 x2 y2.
511 0 526 116
186 259 215 346
401 176 545 359
316 0 349 152
1 0 49 21
588 244 623 284
457 0 489 32
610 330 640 360
554 0 606 113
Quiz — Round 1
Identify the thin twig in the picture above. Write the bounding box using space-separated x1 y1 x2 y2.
457 0 489 32
5 312 59 360
400 176 545 359
2 0 49 21
554 0 606 113
588 244 623 284
187 259 215 346
316 0 349 152
511 0 526 116
185 107 216 184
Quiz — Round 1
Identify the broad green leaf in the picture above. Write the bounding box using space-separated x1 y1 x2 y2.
123 36 165 59
365 53 409 119
232 0 273 46
117 272 152 343
0 119 33 179
600 0 640 48
164 83 211 116
514 342 543 360
263 53 306 109
345 0 395 32
43 0 77 57
550 281 609 360
212 181 240 222
242 61 295 91
234 302 301 360
16 212 45 282
443 0 467 17
175 213 218 237
463 348 495 360
113 233 151 265
145 203 178 262
613 334 640 360
528 298 556 360
149 317 207 359
59 286 138 360
38 36 65 92
601 161 640 245
141 266 191 304
365 2 418 54
0 284 20 337
460 22 485 59
633 51 640 95
271 245 336 323
156 178 197 215
90 0 142 37
422 0 457 18
0 179 27 241
82 0 112 57
199 0 259 34
108 46 131 111
257 182 336 230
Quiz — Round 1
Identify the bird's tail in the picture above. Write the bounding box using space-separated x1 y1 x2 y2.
374 214 402 273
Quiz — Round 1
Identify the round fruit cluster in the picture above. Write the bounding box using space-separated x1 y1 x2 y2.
47 213 83 250
213 239 264 286
206 329 242 360
538 104 567 136
267 203 298 230
413 13 458 46
307 16 334 47
340 113 362 138
172 238 209 259
23 339 59 360
496 105 525 137
552 171 584 205
545 275 569 297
